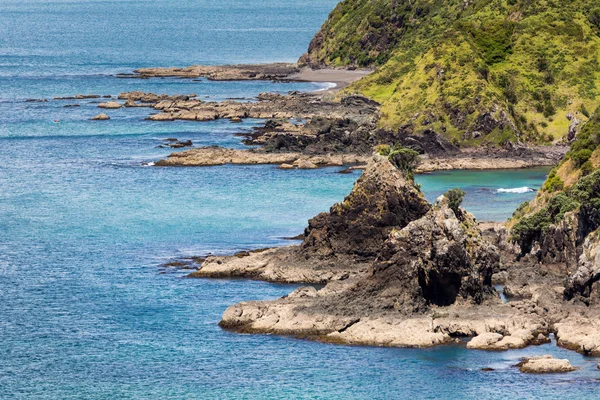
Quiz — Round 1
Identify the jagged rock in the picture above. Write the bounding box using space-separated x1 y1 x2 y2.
517 355 576 373
92 113 110 120
400 129 460 156
301 154 430 259
565 232 600 303
348 195 498 312
568 117 581 141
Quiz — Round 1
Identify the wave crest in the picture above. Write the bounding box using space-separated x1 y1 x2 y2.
497 187 534 194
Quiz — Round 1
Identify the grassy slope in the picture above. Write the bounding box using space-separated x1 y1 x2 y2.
302 0 600 145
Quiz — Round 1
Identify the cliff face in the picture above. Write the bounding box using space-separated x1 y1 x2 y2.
511 110 600 303
301 0 600 145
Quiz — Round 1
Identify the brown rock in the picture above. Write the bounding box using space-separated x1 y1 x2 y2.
517 355 576 373
92 113 110 120
98 101 122 109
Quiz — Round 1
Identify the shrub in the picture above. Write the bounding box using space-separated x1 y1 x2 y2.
376 144 392 156
388 146 420 177
581 161 594 176
445 188 466 215
544 175 564 192
571 149 593 167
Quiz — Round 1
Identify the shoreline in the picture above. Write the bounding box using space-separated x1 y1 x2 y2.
155 145 564 172
124 63 372 93
184 155 599 361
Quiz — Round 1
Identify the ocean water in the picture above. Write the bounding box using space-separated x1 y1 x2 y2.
1 1 599 399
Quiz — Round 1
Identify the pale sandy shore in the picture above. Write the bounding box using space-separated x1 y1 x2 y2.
287 68 373 91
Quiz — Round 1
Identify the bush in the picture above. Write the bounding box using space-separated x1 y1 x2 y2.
388 146 420 177
445 188 465 215
571 149 593 167
544 175 564 192
581 161 594 176
376 144 392 156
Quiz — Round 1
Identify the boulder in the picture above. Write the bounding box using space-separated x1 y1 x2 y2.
296 160 318 169
92 113 110 120
98 101 122 109
517 355 576 373
278 163 295 170
147 113 175 121
466 333 503 349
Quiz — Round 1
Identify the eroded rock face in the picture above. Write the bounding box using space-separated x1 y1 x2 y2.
301 154 430 259
335 196 498 313
565 232 600 303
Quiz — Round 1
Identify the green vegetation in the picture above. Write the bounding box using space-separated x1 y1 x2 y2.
511 110 600 252
302 0 600 145
377 144 420 178
445 188 466 215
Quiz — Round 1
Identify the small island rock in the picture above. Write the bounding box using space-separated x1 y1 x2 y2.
517 355 576 374
92 113 110 120
98 101 122 109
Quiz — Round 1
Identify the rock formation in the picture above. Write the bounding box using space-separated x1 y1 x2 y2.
516 355 576 374
191 154 429 283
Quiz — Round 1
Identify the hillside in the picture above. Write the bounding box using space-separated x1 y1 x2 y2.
509 110 600 302
300 0 600 145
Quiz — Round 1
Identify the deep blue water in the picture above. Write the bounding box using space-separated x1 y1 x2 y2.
1 1 599 399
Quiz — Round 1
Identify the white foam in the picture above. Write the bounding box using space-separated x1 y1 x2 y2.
313 82 337 92
497 187 534 194
142 162 155 167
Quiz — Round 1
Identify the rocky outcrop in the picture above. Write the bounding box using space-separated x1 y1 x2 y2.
191 155 428 283
154 146 369 168
98 101 122 109
92 113 110 120
300 154 429 259
565 232 600 304
129 63 300 80
146 92 378 125
217 193 515 347
555 318 600 356
517 355 576 373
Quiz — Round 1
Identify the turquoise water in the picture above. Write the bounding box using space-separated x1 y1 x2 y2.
415 168 551 221
1 1 599 399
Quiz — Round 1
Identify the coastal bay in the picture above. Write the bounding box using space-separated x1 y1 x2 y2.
2 0 600 398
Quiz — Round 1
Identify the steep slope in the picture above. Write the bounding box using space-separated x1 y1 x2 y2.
510 109 600 303
300 0 600 145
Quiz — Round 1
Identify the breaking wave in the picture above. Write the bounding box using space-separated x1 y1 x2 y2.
497 187 534 194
